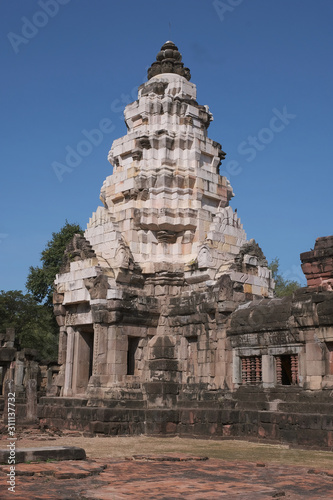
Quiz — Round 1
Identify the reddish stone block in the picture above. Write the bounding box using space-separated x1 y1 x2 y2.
165 422 177 433
301 236 333 288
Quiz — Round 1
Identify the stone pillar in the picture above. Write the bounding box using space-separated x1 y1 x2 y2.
262 354 275 388
93 323 109 376
58 327 67 366
26 379 37 423
63 327 75 396
14 357 24 395
232 351 241 386
304 340 325 390
145 335 179 408
106 326 127 382
4 379 14 425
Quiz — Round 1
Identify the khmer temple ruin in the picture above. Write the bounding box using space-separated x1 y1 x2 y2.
37 42 333 448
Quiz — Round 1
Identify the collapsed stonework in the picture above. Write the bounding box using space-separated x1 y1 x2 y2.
0 328 58 424
41 43 333 449
301 235 333 290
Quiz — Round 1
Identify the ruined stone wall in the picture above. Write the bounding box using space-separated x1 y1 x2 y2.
301 235 333 290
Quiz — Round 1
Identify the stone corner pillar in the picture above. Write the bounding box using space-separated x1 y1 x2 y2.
26 379 38 424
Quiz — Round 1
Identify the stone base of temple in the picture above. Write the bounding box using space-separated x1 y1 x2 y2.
38 386 333 449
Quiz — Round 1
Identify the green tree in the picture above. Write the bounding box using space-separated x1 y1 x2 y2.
0 290 58 359
268 258 301 297
26 221 83 307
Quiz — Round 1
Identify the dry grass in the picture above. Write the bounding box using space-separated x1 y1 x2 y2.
13 435 333 469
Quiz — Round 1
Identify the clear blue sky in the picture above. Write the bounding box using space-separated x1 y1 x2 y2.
1 0 332 292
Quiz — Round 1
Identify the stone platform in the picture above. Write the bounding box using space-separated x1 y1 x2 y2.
0 455 332 499
38 386 333 450
0 446 86 464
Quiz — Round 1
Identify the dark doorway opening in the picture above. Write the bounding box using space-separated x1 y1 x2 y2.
127 337 140 375
276 354 298 385
280 355 292 385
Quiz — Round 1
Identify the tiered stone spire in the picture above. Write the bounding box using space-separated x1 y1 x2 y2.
82 41 272 293
53 42 274 400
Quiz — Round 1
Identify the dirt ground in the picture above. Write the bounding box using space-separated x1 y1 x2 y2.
1 430 333 499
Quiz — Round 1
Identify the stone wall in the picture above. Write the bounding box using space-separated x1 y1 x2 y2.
38 385 333 449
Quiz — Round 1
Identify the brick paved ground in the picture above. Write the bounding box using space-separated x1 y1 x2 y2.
0 454 333 499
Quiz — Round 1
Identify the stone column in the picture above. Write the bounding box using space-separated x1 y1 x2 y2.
93 323 108 376
232 351 241 386
63 327 75 396
58 327 67 366
145 335 179 408
26 379 37 423
304 338 325 390
106 326 127 382
262 354 275 388
14 357 24 395
4 379 14 425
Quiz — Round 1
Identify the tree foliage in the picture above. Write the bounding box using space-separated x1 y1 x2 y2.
26 221 83 307
268 258 301 297
0 290 58 360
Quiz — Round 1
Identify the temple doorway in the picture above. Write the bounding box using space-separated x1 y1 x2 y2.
72 326 94 395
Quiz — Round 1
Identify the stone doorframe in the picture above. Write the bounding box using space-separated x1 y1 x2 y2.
63 326 94 397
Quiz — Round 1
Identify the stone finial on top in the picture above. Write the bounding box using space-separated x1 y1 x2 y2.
147 41 191 81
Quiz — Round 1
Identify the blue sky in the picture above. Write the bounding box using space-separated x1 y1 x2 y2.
1 0 332 292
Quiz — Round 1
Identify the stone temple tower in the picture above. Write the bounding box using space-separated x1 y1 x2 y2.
53 42 274 403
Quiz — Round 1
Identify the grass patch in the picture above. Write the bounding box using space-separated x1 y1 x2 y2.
14 435 333 470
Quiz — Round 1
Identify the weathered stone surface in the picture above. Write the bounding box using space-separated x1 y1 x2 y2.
0 446 86 464
33 42 333 451
301 235 333 290
50 40 275 405
2 454 333 500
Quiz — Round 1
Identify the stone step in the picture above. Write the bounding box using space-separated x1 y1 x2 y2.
177 401 237 409
39 397 88 407
235 401 270 411
104 400 147 409
277 402 333 414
